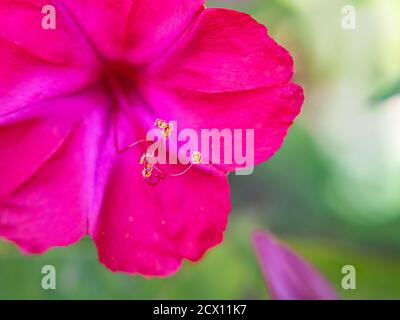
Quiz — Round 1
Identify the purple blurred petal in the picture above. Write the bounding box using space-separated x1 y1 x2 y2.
252 231 338 300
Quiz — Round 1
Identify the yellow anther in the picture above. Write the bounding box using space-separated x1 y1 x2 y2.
154 118 173 139
191 151 202 165
142 165 153 178
140 153 155 178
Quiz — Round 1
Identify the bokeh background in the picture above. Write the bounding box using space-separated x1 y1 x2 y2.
1 0 400 299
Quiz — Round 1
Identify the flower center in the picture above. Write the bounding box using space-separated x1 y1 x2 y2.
103 64 201 185
104 61 139 100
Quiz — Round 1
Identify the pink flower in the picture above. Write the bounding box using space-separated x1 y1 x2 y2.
252 231 338 300
0 1 304 276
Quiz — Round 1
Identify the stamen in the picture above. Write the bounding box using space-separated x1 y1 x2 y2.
154 118 173 139
114 115 201 185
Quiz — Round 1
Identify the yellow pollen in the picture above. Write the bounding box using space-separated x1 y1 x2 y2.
191 151 202 164
140 153 155 178
154 118 173 138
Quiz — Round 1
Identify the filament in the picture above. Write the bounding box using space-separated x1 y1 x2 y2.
152 163 194 177
112 111 147 154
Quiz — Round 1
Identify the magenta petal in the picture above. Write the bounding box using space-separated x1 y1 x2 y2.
0 1 99 120
140 83 303 172
125 0 205 65
149 8 295 92
252 231 338 300
0 96 112 254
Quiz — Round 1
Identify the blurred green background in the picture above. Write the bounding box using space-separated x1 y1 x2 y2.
1 0 400 299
